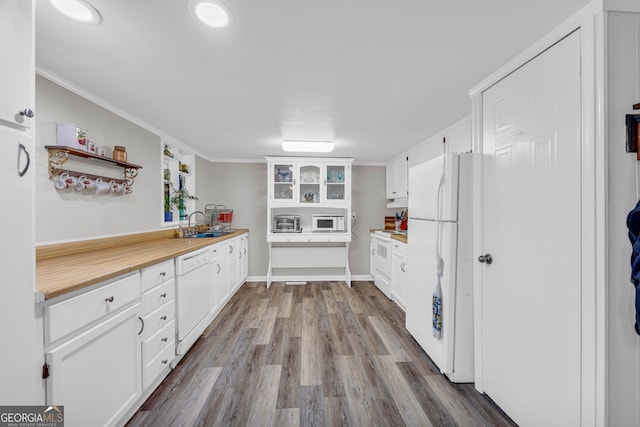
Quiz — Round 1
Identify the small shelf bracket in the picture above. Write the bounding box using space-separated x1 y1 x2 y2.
47 149 69 179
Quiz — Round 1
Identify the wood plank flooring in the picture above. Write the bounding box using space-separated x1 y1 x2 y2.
126 281 516 427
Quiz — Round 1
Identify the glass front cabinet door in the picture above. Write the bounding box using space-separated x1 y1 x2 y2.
324 163 347 203
298 163 322 204
271 162 295 203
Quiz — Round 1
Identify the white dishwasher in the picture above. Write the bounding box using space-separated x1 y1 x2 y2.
175 247 212 356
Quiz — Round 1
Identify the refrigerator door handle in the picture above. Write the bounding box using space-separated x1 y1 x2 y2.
434 161 446 260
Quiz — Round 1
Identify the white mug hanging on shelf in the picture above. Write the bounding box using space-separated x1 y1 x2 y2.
109 180 123 194
93 178 110 194
76 176 94 191
54 172 78 190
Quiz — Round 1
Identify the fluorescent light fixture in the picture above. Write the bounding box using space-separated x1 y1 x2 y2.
282 140 335 153
189 0 232 28
50 0 101 24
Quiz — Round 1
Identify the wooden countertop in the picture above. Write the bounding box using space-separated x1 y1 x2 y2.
36 229 249 301
391 233 408 243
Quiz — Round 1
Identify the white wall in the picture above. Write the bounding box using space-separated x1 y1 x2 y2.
606 11 640 427
34 76 162 243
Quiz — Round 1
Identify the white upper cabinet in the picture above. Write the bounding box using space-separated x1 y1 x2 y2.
268 158 351 206
386 156 408 199
0 0 33 128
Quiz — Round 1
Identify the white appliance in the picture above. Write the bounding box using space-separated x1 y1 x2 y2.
374 231 393 298
175 247 212 355
406 153 474 383
312 214 345 232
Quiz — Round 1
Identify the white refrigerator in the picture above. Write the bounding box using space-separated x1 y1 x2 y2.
406 152 474 383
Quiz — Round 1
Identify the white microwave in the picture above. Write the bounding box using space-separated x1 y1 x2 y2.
312 214 345 232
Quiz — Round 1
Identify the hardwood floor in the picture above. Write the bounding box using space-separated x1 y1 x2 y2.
126 281 516 427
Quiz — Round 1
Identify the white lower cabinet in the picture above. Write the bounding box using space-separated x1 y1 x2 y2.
140 259 176 391
221 237 237 298
210 244 223 315
391 239 407 310
238 234 248 284
217 233 249 302
370 233 376 279
45 299 142 427
42 234 250 426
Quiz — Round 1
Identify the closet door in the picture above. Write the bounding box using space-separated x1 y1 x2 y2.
480 31 582 426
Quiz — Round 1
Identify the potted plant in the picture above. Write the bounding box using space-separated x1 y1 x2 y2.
164 182 197 222
164 190 174 222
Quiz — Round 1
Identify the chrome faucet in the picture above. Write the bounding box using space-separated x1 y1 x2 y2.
186 211 205 236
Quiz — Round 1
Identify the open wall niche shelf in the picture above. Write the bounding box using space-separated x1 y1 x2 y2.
45 145 143 186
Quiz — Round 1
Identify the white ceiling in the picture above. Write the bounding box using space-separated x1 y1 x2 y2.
35 0 590 163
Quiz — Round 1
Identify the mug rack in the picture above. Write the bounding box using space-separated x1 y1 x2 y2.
45 145 142 187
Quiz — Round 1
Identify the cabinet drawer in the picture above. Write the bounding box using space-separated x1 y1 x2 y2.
143 340 175 391
392 240 407 256
142 319 175 365
141 299 175 341
141 279 175 315
45 273 140 345
141 260 175 292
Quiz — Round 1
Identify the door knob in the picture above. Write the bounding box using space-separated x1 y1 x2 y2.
19 108 34 118
478 254 493 265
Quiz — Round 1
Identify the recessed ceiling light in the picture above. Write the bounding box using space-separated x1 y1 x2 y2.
282 140 335 153
50 0 101 24
189 0 232 29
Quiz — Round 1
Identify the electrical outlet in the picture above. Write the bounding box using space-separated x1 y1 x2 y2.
351 212 356 220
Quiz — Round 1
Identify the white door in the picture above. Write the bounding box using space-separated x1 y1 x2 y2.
480 31 581 426
406 219 457 376
46 304 142 427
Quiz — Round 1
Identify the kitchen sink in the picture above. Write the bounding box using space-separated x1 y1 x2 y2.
182 229 236 238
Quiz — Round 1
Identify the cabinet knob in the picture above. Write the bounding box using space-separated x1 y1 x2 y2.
161 337 168 342
160 315 167 320
478 254 493 265
160 293 167 298
105 296 114 303
161 359 168 364
19 108 34 118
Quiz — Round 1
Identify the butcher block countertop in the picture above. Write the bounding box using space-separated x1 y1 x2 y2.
36 228 249 301
391 233 408 244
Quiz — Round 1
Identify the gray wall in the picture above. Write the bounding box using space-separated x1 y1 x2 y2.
35 76 161 243
195 159 395 279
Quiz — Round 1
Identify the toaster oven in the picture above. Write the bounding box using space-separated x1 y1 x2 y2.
273 214 302 233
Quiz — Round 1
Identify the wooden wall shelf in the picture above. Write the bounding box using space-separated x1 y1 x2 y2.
45 145 143 186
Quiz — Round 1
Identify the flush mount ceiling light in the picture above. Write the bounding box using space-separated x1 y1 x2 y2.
50 0 101 24
282 140 335 153
189 0 232 29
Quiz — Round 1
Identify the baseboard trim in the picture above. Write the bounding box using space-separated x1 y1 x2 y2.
245 274 374 283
